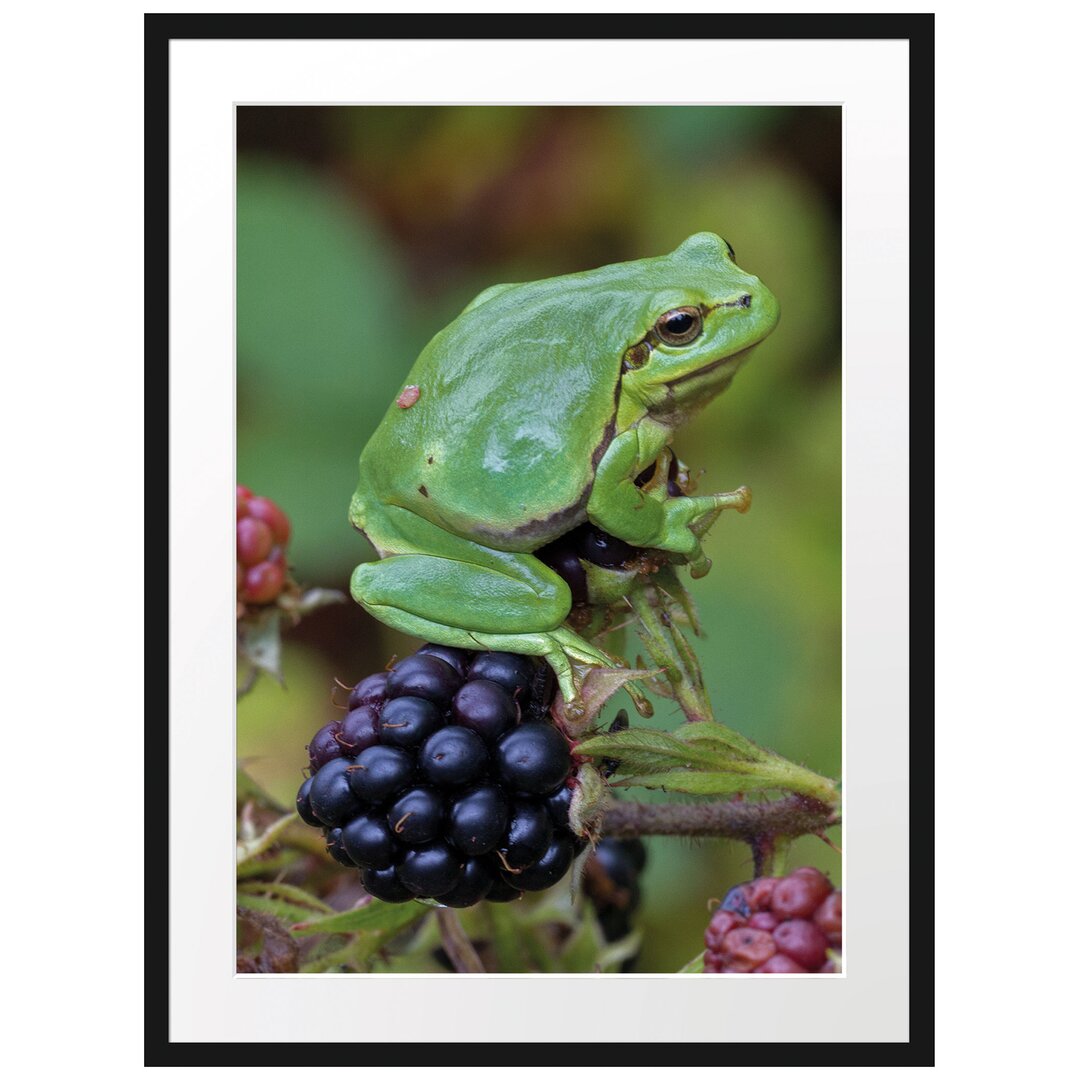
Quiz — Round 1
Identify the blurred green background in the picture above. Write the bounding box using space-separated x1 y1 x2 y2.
237 105 841 972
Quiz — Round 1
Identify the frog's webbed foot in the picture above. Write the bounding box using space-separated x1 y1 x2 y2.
546 629 653 720
461 626 650 720
351 544 652 716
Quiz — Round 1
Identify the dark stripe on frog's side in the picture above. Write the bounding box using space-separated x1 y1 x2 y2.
470 408 620 550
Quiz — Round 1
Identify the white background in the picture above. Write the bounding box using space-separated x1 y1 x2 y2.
2 1 1077 1075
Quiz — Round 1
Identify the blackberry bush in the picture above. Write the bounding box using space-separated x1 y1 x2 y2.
703 867 842 973
295 643 586 906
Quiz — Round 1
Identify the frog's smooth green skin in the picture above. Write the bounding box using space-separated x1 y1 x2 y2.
350 232 779 705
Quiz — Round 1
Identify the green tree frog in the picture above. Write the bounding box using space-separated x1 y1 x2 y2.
350 232 779 704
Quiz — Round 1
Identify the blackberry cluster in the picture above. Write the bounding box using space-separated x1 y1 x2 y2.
584 837 647 942
704 867 842 973
295 644 585 906
236 485 291 607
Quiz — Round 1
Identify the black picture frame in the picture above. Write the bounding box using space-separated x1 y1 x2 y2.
146 12 933 1067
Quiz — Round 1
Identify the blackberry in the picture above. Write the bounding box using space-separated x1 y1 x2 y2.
295 776 321 827
703 867 841 973
307 721 344 770
387 787 444 845
236 486 291 608
324 827 355 867
398 841 463 898
346 745 414 804
294 643 584 905
468 652 534 700
361 865 413 903
337 705 381 755
436 857 495 908
448 784 509 856
385 654 462 705
585 837 648 951
505 833 576 892
451 680 517 741
379 696 443 749
419 727 489 787
308 757 363 826
500 800 553 871
535 538 588 607
348 672 389 710
496 722 571 795
341 812 398 869
577 528 636 569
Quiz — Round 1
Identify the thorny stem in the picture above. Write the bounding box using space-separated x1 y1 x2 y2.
435 908 486 973
599 796 839 844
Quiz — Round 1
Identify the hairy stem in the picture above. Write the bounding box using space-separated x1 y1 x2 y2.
599 796 839 843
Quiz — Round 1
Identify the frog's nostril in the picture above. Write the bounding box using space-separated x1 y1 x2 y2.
737 294 752 308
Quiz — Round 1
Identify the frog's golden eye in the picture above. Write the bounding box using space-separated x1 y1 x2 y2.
654 307 703 346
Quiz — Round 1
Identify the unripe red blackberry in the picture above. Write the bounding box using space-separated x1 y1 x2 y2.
703 867 841 973
236 485 292 608
295 644 584 904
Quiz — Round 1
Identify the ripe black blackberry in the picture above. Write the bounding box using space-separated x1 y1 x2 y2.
295 643 582 906
585 837 647 945
703 867 842 973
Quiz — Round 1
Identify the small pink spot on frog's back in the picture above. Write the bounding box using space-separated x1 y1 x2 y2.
396 385 421 409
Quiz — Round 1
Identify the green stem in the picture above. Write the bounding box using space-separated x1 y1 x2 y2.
630 586 714 722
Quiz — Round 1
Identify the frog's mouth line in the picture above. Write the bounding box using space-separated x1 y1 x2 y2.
664 344 756 388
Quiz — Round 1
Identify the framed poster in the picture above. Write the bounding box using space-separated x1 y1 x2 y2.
149 12 931 1065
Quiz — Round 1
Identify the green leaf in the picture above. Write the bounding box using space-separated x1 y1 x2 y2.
238 880 334 915
555 666 659 734
301 938 369 974
673 720 769 762
613 770 782 796
596 930 643 973
584 721 840 805
291 899 428 937
238 608 284 684
678 950 706 973
559 913 608 973
485 901 529 972
238 893 329 927
236 851 297 879
575 728 720 773
237 812 297 866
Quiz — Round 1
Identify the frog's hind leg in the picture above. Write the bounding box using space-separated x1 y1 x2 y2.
350 551 617 703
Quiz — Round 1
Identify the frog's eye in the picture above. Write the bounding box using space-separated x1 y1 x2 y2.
654 307 703 346
724 240 736 262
